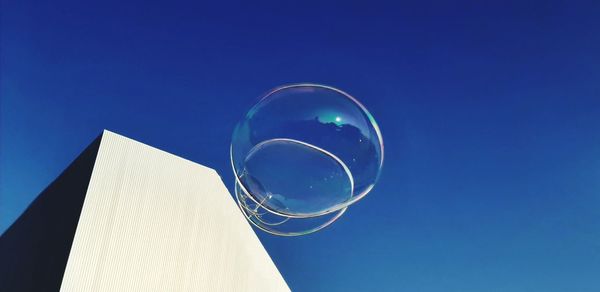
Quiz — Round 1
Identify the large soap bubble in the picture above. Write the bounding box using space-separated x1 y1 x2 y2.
231 84 384 236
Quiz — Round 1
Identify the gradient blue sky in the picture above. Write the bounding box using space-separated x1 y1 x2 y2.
2 1 600 291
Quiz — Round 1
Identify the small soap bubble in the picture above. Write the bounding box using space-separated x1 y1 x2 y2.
231 84 384 236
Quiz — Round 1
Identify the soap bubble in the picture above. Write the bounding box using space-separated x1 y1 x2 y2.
231 84 384 236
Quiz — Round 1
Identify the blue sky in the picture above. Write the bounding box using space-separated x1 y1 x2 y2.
1 1 600 291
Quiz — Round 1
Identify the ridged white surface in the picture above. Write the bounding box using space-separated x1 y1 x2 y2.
60 130 289 292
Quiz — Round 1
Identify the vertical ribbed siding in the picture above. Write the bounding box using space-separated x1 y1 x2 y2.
60 130 289 292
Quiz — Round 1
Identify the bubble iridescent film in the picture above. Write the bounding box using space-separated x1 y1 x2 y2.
231 84 384 236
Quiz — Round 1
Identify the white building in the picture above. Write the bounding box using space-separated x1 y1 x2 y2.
0 130 289 292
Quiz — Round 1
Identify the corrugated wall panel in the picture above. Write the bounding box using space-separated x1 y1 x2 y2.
60 130 289 292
